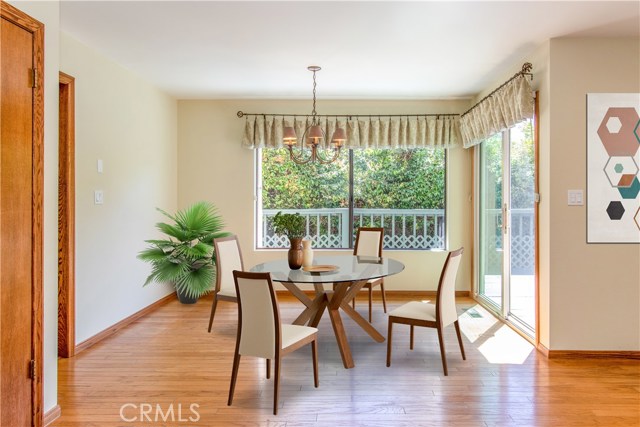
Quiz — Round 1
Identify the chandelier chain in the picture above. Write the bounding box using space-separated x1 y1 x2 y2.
312 69 317 123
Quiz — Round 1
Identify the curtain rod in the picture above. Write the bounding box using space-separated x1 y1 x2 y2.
237 111 459 119
460 63 533 119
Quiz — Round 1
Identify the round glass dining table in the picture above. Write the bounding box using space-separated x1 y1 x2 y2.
251 255 405 369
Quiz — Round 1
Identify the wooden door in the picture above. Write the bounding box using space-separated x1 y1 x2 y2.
58 72 76 358
1 2 45 425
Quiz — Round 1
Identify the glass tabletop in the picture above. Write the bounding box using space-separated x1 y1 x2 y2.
250 255 405 284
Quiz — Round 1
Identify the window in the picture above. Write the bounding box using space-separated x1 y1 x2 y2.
257 148 446 250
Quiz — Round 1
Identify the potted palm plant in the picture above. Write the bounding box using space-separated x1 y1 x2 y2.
272 211 306 270
138 201 229 304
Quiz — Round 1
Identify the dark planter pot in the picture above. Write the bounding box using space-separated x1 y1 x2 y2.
288 237 303 270
176 287 198 304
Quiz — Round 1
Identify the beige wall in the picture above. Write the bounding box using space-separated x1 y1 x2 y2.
547 37 640 350
60 33 178 344
178 99 473 292
6 0 61 412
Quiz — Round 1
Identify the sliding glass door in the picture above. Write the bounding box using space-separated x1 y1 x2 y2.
477 120 537 336
478 133 504 309
508 122 536 330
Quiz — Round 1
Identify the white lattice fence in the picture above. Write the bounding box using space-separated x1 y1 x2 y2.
261 208 445 249
382 234 445 249
354 209 445 249
510 209 535 274
484 209 535 275
261 209 347 249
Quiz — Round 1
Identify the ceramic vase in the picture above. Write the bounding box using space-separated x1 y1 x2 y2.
302 239 314 267
288 237 303 270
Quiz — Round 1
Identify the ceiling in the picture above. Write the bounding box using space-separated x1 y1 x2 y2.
60 1 640 100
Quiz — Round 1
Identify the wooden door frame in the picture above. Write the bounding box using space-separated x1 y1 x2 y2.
1 2 45 425
533 92 540 348
58 72 75 358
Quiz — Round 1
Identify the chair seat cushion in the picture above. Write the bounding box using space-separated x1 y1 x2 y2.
217 288 236 298
361 278 383 289
281 324 317 349
389 301 436 322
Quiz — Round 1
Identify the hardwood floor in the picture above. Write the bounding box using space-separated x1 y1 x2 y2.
54 295 640 427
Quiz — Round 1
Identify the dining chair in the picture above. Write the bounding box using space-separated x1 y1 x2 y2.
352 227 387 322
386 247 465 376
207 235 244 333
228 271 319 415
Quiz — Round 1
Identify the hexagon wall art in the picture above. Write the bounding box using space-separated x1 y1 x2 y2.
587 93 640 243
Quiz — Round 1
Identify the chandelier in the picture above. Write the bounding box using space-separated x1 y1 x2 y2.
283 66 346 164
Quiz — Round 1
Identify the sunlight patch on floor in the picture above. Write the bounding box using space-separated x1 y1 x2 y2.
477 324 534 364
459 304 534 364
459 304 499 344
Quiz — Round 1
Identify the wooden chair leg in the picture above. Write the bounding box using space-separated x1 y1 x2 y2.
454 320 466 360
227 353 241 406
380 281 387 313
410 325 414 350
436 324 448 376
386 319 393 367
352 294 356 309
368 285 373 323
266 359 270 379
311 340 319 388
207 296 218 332
273 357 281 415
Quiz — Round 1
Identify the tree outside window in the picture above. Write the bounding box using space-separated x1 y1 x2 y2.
258 147 446 250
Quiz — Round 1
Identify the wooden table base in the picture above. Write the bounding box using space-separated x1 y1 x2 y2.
283 280 385 369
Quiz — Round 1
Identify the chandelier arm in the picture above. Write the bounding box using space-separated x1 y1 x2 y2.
315 146 341 164
287 145 312 165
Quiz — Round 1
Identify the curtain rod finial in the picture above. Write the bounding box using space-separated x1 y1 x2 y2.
522 63 533 74
237 111 244 118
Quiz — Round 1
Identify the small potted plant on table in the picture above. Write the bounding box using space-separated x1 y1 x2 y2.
272 211 306 270
138 201 229 303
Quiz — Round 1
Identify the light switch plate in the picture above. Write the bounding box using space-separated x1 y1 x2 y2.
97 159 104 173
568 189 583 206
94 190 104 205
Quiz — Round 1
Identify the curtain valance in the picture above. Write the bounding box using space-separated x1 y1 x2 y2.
459 73 534 149
241 115 461 150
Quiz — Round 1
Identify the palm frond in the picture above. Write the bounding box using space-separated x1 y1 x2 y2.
174 264 216 299
200 231 232 245
175 202 225 236
143 239 176 247
174 242 212 260
143 260 189 286
156 207 178 223
137 247 169 262
156 222 189 241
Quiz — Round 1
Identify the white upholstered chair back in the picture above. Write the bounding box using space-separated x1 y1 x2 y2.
436 248 464 328
234 272 279 360
214 236 244 296
354 228 383 257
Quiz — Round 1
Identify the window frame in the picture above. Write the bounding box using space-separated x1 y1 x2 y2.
255 147 448 251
